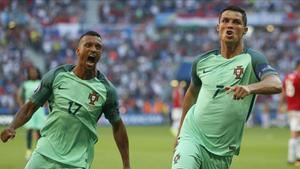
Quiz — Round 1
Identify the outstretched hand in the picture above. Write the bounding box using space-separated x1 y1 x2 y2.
225 85 251 100
0 127 16 143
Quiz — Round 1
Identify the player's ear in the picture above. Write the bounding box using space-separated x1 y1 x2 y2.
76 48 80 56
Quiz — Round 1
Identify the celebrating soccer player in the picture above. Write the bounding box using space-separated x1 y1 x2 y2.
1 31 131 169
172 5 282 169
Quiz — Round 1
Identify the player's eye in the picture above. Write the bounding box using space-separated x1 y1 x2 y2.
233 19 242 25
84 43 92 48
95 44 102 50
222 18 229 23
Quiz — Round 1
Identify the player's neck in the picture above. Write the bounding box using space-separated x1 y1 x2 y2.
220 41 244 59
73 66 96 80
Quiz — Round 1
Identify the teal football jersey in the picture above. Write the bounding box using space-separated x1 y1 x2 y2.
180 48 278 156
30 64 120 168
21 80 41 101
21 80 46 129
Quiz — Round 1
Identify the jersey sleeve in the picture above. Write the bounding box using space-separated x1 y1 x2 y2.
249 49 278 81
29 69 55 107
191 59 202 86
102 85 121 124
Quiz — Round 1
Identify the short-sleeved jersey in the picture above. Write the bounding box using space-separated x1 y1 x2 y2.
21 80 42 101
21 80 46 129
30 64 121 168
283 72 300 111
180 48 278 156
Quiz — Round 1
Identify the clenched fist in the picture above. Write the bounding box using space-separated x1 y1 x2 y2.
225 85 251 100
1 127 16 143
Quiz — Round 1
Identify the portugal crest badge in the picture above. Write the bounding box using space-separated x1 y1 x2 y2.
88 91 99 105
233 65 244 79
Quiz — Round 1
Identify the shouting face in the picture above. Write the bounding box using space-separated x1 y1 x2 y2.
76 35 103 70
217 10 248 44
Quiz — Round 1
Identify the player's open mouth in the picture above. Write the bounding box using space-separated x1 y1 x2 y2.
86 54 97 66
226 30 233 36
225 30 234 39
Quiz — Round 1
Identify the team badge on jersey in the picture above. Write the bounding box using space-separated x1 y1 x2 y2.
233 66 244 79
88 91 99 105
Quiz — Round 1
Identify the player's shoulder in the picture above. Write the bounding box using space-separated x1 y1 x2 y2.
96 71 116 89
46 64 74 76
245 48 265 58
42 64 75 83
53 64 74 73
196 49 219 60
193 49 219 63
96 71 118 97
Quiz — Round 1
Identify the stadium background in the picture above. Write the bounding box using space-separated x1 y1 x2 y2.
0 0 299 168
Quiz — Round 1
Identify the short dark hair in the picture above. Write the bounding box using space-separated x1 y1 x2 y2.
79 31 102 41
219 5 247 26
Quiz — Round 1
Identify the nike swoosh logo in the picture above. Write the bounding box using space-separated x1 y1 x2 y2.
203 70 212 73
58 85 67 90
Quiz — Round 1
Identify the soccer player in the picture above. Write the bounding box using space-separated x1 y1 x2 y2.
172 6 282 169
278 59 300 165
16 66 47 160
1 31 131 169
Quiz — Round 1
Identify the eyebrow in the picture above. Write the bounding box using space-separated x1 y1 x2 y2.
221 16 243 22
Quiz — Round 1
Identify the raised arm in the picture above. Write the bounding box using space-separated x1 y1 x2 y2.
225 74 282 100
112 119 131 169
247 74 282 94
0 101 39 142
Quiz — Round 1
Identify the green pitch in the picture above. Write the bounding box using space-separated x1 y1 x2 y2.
0 126 297 169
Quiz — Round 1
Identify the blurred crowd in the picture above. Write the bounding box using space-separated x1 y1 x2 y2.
97 0 300 24
0 0 300 127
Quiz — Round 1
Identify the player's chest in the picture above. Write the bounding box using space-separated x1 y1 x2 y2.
198 57 251 87
52 78 106 112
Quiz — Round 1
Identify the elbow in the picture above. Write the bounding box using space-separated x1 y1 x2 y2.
273 81 283 94
274 85 282 94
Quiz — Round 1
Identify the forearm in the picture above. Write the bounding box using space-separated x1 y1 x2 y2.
113 120 130 168
247 75 282 95
9 102 37 130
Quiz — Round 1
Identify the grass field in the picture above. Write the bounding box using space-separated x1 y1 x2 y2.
0 126 298 169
